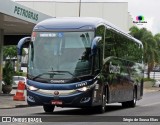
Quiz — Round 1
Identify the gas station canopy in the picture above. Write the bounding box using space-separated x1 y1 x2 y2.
0 0 51 93
0 0 51 44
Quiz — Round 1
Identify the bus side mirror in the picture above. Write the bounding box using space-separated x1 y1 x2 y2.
91 36 102 55
17 37 31 71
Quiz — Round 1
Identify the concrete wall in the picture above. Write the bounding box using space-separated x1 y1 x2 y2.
128 12 135 31
16 1 134 32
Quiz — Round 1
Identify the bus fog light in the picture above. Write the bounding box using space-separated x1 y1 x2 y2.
80 97 90 103
27 96 35 102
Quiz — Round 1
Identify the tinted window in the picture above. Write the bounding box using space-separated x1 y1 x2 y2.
104 28 142 63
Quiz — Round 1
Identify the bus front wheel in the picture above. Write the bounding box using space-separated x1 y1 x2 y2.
95 94 106 113
43 104 55 113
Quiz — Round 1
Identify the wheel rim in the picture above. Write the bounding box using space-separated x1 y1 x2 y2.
102 95 106 111
133 91 136 105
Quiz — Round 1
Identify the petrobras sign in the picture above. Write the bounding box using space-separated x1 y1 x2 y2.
14 6 39 21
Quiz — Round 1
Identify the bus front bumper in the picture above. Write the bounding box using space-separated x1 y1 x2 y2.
27 89 94 107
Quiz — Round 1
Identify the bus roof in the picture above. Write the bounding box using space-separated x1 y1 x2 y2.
34 17 104 30
34 17 142 45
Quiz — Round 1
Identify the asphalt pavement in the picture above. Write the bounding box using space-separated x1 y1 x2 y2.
0 84 159 109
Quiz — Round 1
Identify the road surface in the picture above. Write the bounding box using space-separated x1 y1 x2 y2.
1 91 160 125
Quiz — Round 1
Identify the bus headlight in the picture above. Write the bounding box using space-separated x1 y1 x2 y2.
77 86 88 92
27 85 39 91
76 81 97 92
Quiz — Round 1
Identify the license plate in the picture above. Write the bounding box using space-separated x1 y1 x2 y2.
51 100 63 105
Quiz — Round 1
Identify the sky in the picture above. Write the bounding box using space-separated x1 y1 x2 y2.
14 0 159 35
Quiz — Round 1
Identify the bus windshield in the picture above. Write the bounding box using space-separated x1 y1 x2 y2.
28 31 94 80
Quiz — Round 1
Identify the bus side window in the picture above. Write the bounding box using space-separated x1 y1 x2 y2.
104 28 116 58
95 25 105 70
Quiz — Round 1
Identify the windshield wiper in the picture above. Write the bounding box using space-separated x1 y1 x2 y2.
48 70 81 81
32 71 80 81
32 72 63 80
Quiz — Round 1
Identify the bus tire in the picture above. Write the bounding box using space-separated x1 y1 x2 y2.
128 89 137 107
122 101 129 108
43 104 55 113
122 89 136 108
95 94 106 113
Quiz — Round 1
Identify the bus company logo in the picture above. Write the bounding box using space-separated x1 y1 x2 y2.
76 82 87 88
54 91 59 95
133 16 147 25
109 62 120 74
50 80 65 83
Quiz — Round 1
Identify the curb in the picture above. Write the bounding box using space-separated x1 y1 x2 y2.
0 104 29 109
0 93 15 96
144 88 160 93
0 106 15 109
0 104 33 109
15 104 29 108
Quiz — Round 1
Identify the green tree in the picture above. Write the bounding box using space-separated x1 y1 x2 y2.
143 31 159 78
3 45 27 60
3 45 17 59
154 33 160 49
3 45 27 72
129 26 141 39
154 33 160 66
3 61 14 85
129 26 160 78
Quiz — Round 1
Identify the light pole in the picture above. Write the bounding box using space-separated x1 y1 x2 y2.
79 0 81 17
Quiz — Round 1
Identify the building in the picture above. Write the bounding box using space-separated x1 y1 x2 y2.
16 1 134 32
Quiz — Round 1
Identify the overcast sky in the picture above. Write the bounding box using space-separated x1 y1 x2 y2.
14 0 159 35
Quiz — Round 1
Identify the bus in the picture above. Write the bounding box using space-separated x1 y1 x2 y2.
17 17 144 113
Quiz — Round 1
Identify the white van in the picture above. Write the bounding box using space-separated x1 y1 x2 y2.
12 76 27 88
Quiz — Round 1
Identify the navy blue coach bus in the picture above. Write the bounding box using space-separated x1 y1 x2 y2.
18 17 144 113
